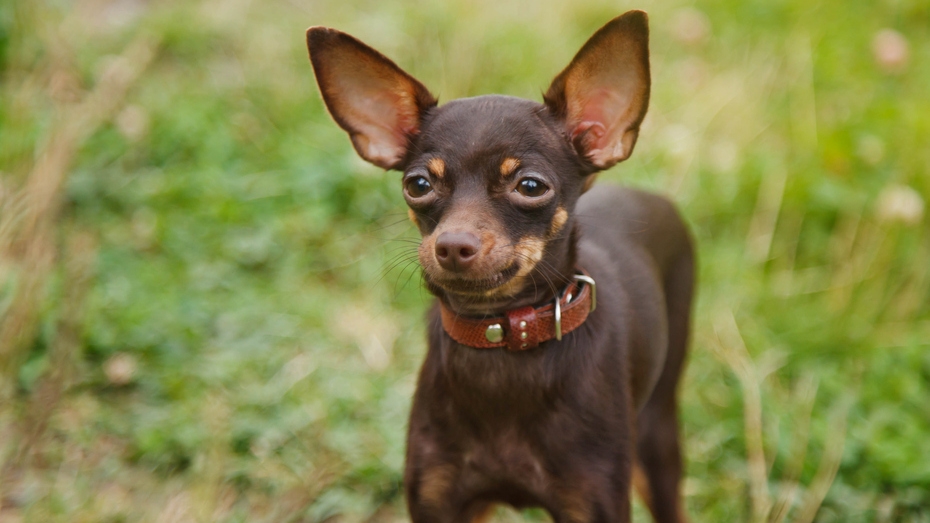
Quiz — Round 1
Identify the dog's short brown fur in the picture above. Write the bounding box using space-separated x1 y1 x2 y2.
307 11 694 522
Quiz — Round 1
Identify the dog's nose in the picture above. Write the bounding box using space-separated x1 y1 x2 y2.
435 232 480 272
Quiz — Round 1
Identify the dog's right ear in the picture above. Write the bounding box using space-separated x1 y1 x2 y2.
307 28 437 170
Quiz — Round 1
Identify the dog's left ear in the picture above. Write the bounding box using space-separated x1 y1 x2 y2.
544 11 650 170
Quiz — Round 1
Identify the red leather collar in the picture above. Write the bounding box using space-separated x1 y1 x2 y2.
439 269 596 351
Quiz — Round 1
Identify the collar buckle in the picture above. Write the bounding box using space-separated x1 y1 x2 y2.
554 272 597 341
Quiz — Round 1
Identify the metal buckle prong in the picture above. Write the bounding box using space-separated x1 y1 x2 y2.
573 274 596 312
554 272 596 342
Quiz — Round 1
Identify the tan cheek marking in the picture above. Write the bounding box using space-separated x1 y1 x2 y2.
418 235 436 268
479 230 497 256
483 236 545 298
549 207 568 238
407 208 418 226
514 236 546 276
500 157 520 177
427 157 445 178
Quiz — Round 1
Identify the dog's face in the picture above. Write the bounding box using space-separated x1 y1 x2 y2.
401 97 584 311
308 12 650 313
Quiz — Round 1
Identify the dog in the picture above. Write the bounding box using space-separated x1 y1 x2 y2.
307 11 694 522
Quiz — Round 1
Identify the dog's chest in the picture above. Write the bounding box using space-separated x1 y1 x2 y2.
442 340 559 412
460 429 549 495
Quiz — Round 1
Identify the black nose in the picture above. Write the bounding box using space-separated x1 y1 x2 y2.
435 232 480 272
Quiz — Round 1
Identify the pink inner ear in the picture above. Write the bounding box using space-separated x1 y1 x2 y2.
545 11 650 169
344 87 420 167
570 89 613 140
309 27 436 170
569 87 637 166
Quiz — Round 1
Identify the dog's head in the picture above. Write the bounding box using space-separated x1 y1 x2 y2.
307 12 650 314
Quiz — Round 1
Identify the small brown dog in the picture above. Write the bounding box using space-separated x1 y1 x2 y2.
307 11 694 522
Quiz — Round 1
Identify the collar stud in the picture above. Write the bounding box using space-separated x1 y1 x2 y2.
485 324 504 343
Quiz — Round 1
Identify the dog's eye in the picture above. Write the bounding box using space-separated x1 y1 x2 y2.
516 178 549 198
405 176 432 198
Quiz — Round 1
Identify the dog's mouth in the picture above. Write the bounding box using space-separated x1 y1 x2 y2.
427 263 521 296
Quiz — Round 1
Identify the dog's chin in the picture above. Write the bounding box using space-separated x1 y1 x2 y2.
425 263 521 298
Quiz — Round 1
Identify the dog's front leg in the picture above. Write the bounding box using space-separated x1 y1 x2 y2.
405 461 478 523
409 500 495 523
406 461 455 519
548 478 632 523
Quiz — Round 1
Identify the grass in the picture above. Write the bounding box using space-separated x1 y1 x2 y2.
1 0 928 521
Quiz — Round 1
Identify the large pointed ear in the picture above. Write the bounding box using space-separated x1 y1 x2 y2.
544 11 650 170
307 27 437 170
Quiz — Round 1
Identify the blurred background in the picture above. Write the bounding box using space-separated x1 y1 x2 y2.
0 0 928 521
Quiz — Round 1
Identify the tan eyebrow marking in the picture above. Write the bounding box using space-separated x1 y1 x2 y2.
549 207 568 238
500 157 520 177
427 157 445 178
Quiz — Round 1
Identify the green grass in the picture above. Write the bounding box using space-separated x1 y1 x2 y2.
1 0 928 521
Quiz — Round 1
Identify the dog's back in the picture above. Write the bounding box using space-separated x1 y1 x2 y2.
578 186 694 408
